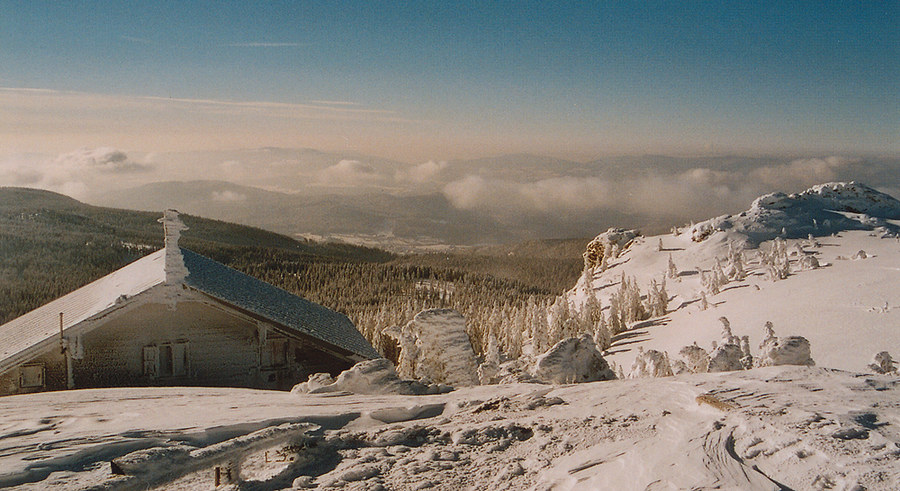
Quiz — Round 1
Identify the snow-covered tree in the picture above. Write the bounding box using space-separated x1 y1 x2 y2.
761 238 790 280
739 335 753 369
678 343 710 373
756 321 815 367
607 292 626 335
645 278 668 318
667 254 679 280
727 243 745 280
868 351 898 374
630 347 673 378
699 291 709 311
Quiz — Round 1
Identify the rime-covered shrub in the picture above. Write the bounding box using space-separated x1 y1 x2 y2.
708 344 745 372
798 254 820 270
868 351 897 375
761 238 791 280
678 343 710 373
630 347 673 378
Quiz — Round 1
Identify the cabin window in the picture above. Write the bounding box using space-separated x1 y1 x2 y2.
143 342 189 378
20 363 45 388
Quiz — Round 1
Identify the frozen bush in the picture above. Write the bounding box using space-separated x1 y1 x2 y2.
756 322 815 367
630 347 673 378
868 351 898 374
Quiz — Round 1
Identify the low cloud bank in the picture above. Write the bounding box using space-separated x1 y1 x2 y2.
0 147 153 200
441 156 899 231
3 147 898 241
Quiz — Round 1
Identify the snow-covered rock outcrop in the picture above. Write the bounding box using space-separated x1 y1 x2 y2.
690 182 900 246
383 309 480 387
532 334 616 384
583 228 640 270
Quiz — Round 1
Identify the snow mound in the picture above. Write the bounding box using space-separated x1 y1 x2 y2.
383 309 480 387
291 359 449 395
691 181 900 246
532 334 616 384
757 335 815 367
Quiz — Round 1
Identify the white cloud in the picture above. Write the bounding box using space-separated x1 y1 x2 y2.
440 155 899 231
318 160 383 186
54 147 152 173
211 190 247 202
398 160 448 183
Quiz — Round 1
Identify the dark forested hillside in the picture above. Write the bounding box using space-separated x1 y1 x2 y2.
0 187 585 359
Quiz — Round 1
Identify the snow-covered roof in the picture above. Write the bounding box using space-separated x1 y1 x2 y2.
0 247 378 373
0 249 167 372
179 248 379 359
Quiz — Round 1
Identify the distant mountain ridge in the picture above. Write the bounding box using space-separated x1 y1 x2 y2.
94 180 511 246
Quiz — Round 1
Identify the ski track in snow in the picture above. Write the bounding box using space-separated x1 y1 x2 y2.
0 366 896 490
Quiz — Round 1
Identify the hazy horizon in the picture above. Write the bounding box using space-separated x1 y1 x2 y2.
2 2 898 243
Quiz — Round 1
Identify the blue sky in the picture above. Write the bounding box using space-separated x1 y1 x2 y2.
1 1 897 161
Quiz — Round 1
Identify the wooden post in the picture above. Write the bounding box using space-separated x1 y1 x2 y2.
59 313 64 354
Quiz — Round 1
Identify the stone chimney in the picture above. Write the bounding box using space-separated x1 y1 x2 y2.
158 209 189 286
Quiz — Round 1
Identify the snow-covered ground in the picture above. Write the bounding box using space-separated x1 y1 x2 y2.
1 182 898 490
0 366 896 490
580 228 900 375
569 183 900 375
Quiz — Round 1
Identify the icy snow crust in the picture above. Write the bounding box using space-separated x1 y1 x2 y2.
0 366 896 490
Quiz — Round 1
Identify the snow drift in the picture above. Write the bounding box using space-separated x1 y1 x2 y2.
291 358 449 396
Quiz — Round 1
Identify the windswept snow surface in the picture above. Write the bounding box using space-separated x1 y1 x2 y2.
0 366 897 490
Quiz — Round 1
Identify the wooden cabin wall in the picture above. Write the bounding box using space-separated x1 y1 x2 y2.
2 297 361 395
0 348 67 396
75 301 263 389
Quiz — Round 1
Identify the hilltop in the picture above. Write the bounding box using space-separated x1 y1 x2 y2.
568 182 900 373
